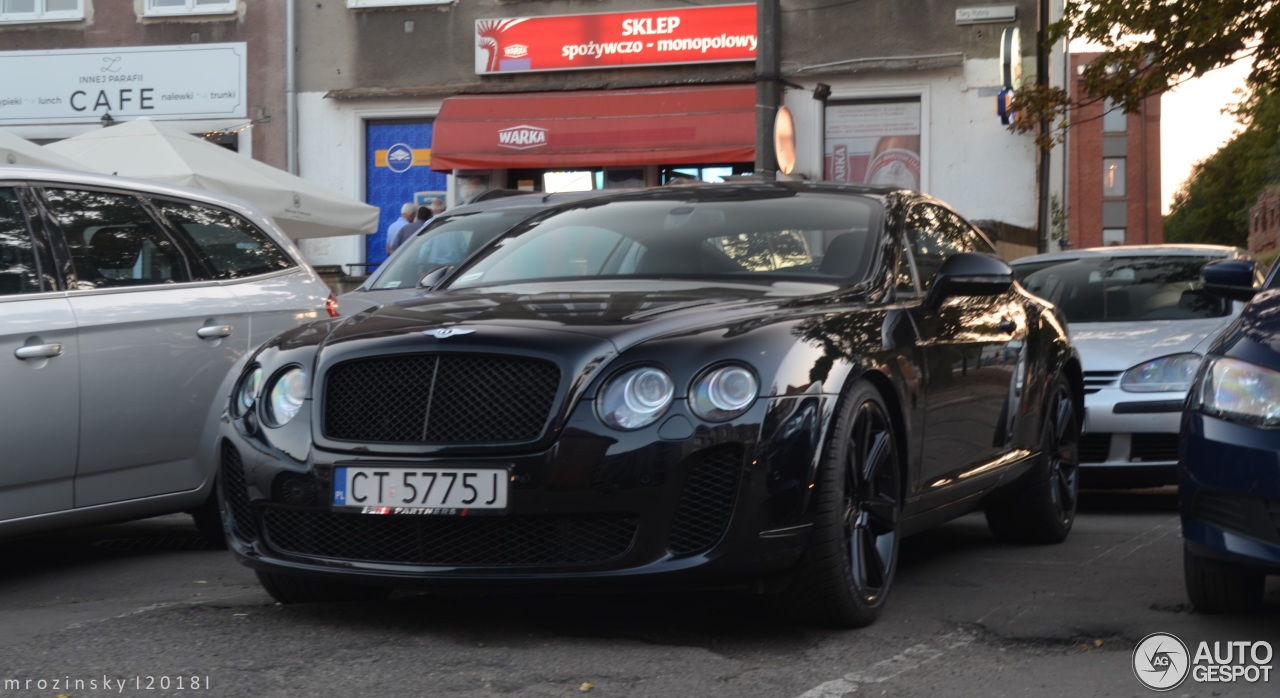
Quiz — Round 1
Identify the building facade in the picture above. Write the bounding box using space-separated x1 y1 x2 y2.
0 2 290 167
1065 52 1163 249
1248 184 1280 255
0 1 1069 272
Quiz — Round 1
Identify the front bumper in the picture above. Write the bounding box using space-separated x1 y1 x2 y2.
1180 412 1280 574
1078 386 1185 486
217 395 826 590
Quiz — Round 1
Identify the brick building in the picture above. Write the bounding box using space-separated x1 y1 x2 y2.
1066 53 1163 249
1248 184 1280 254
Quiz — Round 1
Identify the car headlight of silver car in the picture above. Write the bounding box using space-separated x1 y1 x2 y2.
232 366 263 418
689 364 759 421
265 367 309 427
1120 353 1201 393
1198 356 1280 428
598 366 674 430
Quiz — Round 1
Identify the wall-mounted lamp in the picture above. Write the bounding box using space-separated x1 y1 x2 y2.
813 83 832 101
100 112 115 128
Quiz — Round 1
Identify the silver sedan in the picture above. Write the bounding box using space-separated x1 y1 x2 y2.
1011 244 1259 487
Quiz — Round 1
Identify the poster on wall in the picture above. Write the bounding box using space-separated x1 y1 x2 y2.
365 120 447 267
823 100 922 189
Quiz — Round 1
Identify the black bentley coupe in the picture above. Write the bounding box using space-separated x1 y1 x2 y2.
214 181 1083 628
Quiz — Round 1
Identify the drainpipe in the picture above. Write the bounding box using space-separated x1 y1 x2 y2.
286 0 298 174
1036 0 1051 252
755 0 780 180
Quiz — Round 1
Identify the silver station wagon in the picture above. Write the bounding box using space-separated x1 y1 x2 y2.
0 166 336 541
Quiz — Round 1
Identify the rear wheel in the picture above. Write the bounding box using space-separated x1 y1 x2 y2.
773 381 902 628
256 570 392 605
986 373 1079 544
1184 545 1265 613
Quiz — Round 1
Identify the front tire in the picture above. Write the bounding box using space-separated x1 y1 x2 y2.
256 570 393 605
1184 545 1265 613
774 380 902 628
986 373 1079 544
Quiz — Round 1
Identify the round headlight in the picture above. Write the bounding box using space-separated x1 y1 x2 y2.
265 367 308 427
690 364 759 421
598 366 674 430
1121 353 1201 393
233 367 263 417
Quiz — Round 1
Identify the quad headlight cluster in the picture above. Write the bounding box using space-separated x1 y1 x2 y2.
232 364 310 428
597 363 759 430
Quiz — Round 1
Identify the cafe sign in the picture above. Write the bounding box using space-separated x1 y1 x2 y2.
0 43 247 125
475 4 756 75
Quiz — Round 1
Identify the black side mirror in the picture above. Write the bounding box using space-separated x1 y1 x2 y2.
1201 259 1257 302
924 252 1014 311
417 265 452 289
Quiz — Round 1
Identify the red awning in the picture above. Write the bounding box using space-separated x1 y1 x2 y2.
429 85 756 171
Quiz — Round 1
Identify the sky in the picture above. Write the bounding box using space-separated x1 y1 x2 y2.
1160 57 1254 214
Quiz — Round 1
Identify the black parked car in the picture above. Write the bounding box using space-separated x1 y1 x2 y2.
215 181 1083 627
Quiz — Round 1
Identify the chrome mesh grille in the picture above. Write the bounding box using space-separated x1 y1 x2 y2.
323 353 560 443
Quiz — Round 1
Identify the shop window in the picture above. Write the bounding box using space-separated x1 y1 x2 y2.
660 164 751 185
1103 158 1126 198
346 0 450 8
145 0 236 16
543 171 598 193
0 0 82 23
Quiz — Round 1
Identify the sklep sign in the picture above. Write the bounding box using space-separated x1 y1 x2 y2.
474 4 756 75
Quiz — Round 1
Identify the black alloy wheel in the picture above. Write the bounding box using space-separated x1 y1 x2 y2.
843 397 902 608
773 380 902 628
986 373 1079 544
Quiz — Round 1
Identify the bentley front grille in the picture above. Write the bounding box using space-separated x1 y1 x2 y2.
324 353 561 444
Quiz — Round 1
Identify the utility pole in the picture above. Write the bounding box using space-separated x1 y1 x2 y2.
755 0 780 180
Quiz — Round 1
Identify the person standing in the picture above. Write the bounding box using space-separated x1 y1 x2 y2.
385 202 416 255
390 203 434 254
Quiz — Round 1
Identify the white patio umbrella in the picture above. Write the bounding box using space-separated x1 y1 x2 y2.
44 119 379 240
0 129 89 170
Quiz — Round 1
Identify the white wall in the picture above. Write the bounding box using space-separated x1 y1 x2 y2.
784 58 1041 229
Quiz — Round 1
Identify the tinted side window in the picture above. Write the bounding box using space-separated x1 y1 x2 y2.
154 200 295 280
0 187 41 296
904 203 996 290
43 188 191 290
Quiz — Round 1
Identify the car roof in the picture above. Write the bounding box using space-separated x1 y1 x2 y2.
1010 243 1247 265
0 164 290 240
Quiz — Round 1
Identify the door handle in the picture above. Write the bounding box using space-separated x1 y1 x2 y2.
196 325 233 340
15 343 63 360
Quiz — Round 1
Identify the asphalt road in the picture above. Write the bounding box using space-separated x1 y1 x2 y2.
0 488 1276 698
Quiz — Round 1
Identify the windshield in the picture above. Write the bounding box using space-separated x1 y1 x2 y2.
1015 255 1230 323
446 194 882 290
369 210 539 290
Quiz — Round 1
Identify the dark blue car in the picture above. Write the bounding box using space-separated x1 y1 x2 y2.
1180 258 1280 611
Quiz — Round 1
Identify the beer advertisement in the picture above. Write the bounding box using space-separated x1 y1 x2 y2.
823 100 922 189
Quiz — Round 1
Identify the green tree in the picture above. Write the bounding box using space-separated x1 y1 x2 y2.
1164 88 1280 246
1010 0 1278 145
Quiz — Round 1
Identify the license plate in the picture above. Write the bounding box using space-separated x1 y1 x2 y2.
333 467 508 513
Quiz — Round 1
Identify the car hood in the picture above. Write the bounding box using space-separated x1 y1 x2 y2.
320 280 846 355
1068 316 1234 371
